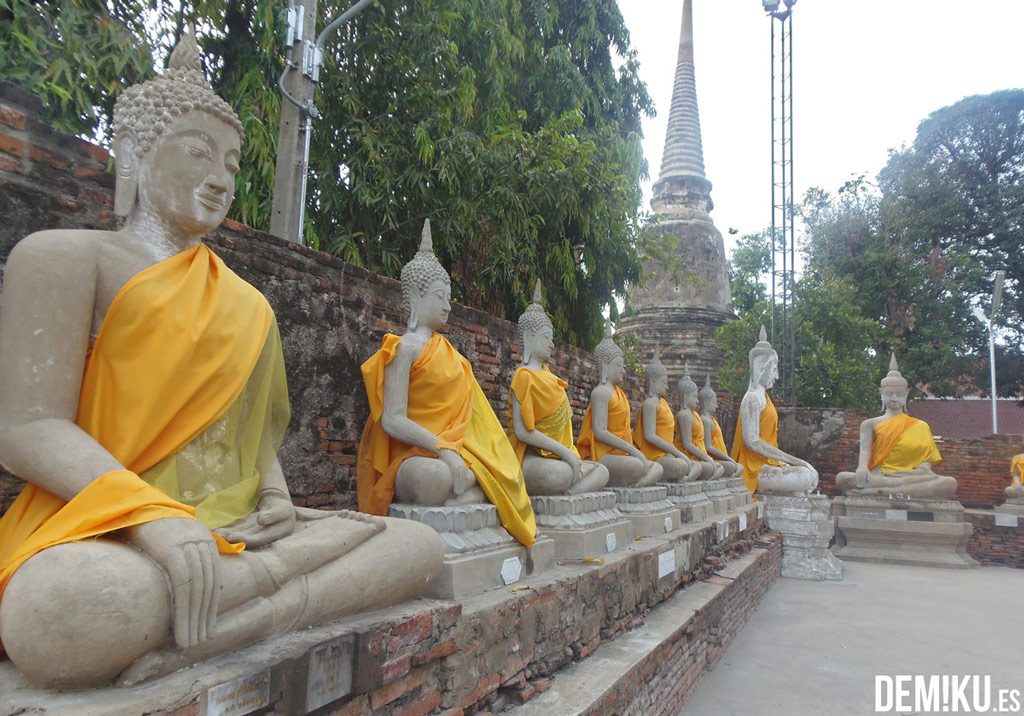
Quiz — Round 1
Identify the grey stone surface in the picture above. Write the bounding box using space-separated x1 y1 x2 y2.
761 494 843 581
389 503 513 554
530 492 634 560
724 477 751 508
662 481 714 523
606 486 681 536
701 479 733 514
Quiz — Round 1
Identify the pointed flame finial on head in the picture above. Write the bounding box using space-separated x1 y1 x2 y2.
699 373 717 405
604 318 614 338
419 218 433 253
678 359 698 394
704 374 712 388
169 25 203 74
889 352 899 372
645 343 667 386
759 324 768 343
532 278 543 306
880 351 908 390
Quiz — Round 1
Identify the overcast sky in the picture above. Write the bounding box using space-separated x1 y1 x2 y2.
616 0 1024 259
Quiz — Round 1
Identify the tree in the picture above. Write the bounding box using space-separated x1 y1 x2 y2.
1 0 654 348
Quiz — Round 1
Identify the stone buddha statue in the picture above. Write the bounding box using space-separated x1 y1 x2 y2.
0 30 443 689
356 220 536 546
1007 454 1024 500
632 349 700 481
731 327 817 495
836 354 957 499
698 375 743 478
674 364 724 480
507 280 610 495
577 323 663 486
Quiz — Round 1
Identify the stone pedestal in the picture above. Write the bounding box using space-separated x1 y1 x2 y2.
607 486 682 537
994 498 1024 527
661 481 714 523
832 497 978 570
701 479 733 515
758 494 844 581
390 503 554 599
724 477 752 509
530 492 633 560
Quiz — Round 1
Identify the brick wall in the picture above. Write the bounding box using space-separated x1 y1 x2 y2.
965 511 1024 568
0 81 651 512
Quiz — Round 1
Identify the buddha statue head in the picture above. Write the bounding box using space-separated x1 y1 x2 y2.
699 375 718 416
678 361 698 409
594 320 624 385
748 325 779 389
400 219 451 331
644 345 668 397
879 353 909 413
111 28 244 228
518 279 554 366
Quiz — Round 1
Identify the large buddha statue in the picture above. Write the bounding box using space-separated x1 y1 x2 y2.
673 365 724 480
836 355 957 499
632 349 700 481
0 31 443 689
698 376 744 478
356 221 536 546
731 327 817 495
507 281 610 495
577 325 663 486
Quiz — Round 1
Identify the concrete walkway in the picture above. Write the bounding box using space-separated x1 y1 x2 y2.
682 561 1024 715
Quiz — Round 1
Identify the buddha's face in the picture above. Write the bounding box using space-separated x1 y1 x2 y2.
650 374 668 397
880 386 908 413
414 279 452 331
525 326 554 364
134 111 241 233
756 353 779 389
702 394 718 415
604 355 625 384
682 389 698 410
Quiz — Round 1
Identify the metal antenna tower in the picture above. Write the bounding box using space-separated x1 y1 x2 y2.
765 0 797 403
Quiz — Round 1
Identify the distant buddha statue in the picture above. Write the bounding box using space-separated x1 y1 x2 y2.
836 354 957 499
698 375 744 479
731 327 817 494
674 364 724 480
357 220 536 546
507 280 610 495
1008 454 1024 500
632 347 700 481
577 323 663 486
0 30 443 689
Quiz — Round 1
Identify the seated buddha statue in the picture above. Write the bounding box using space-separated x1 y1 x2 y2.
698 376 744 479
356 220 536 547
731 327 817 495
577 324 663 487
836 355 957 499
632 348 700 482
1008 454 1024 500
0 30 443 689
507 281 610 495
673 365 724 480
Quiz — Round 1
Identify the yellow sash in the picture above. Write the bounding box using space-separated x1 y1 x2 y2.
578 385 632 460
675 409 710 460
634 398 675 461
871 414 942 472
731 394 783 492
1012 454 1024 483
710 417 728 454
507 366 578 463
0 244 265 598
358 333 536 547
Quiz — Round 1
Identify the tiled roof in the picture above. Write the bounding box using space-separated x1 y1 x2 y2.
908 399 1024 439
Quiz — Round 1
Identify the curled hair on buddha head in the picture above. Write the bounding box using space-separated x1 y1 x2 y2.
401 218 451 329
593 319 623 368
678 360 698 396
879 352 909 391
645 344 668 392
518 279 553 338
748 325 777 378
699 374 717 409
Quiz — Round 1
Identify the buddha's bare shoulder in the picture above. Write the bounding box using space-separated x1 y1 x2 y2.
8 228 109 268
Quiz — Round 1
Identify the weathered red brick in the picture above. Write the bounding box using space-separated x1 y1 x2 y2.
368 668 429 710
0 131 23 157
393 689 442 716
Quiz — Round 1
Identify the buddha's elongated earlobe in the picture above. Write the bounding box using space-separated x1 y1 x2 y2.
113 134 138 218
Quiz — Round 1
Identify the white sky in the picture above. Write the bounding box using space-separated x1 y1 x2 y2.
616 0 1024 258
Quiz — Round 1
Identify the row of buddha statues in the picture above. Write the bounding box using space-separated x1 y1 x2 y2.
0 30 984 692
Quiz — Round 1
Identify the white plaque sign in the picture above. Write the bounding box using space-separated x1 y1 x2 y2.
994 513 1019 528
306 638 353 711
885 509 908 521
756 502 765 519
716 520 729 541
207 672 270 716
657 549 675 579
501 556 522 585
663 516 674 533
605 532 617 552
738 513 748 531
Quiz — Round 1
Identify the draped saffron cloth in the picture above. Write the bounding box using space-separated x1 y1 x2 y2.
731 394 784 493
357 333 536 547
709 417 728 455
633 398 675 461
1013 454 1024 483
577 385 633 461
675 409 710 460
0 243 284 598
507 366 579 463
869 414 942 472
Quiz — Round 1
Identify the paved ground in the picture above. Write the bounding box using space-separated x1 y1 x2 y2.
683 561 1024 715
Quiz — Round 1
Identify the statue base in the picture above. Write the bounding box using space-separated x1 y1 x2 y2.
832 496 978 570
389 503 554 599
661 482 714 523
756 494 844 581
606 486 682 537
530 492 633 560
700 479 733 514
724 477 753 509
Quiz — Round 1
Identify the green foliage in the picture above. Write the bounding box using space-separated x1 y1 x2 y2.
1 0 653 349
727 230 771 313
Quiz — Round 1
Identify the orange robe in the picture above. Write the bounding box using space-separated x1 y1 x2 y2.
633 398 676 461
507 366 578 463
578 385 633 461
675 409 711 460
0 244 261 599
869 414 942 472
1012 454 1024 483
708 417 728 455
731 393 784 493
358 333 535 547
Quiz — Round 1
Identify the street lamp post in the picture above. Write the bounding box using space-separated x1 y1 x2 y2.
989 270 1006 434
